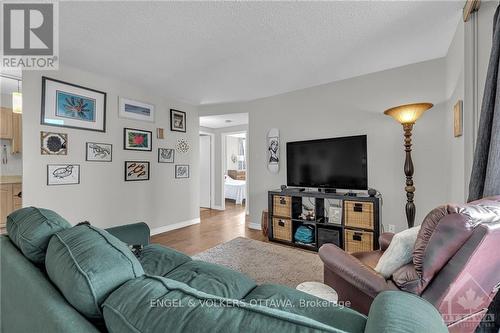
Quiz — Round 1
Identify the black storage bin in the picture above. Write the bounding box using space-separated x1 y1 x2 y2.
317 227 341 248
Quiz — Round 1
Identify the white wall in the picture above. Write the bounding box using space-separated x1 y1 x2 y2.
0 93 23 176
445 20 466 203
200 124 248 209
200 59 450 232
22 64 200 232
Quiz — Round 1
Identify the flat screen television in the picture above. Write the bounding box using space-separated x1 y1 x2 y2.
286 135 367 190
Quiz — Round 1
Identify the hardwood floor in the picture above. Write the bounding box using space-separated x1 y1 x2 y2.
151 201 267 256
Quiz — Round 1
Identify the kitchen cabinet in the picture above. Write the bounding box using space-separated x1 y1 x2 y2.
0 107 22 153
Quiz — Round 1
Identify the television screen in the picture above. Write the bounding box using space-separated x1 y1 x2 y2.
286 135 367 190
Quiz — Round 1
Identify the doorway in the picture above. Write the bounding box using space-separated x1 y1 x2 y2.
222 131 247 212
199 113 249 213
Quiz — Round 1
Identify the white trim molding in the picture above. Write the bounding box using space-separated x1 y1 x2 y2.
248 222 262 230
211 205 225 211
150 218 201 236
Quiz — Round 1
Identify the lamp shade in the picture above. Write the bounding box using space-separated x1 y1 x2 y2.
384 103 433 124
12 92 22 114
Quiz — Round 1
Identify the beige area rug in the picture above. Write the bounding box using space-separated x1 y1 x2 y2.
192 237 323 288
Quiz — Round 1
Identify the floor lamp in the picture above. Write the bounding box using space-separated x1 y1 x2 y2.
384 103 433 228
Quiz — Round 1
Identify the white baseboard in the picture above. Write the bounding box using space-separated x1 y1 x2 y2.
211 205 224 211
151 218 201 236
248 222 261 230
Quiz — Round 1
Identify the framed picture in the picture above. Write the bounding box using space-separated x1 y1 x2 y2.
170 109 186 132
41 131 67 155
454 100 463 137
158 148 175 163
156 128 165 139
41 77 106 132
125 161 150 181
119 97 155 122
47 164 80 185
175 165 190 179
86 142 112 162
124 128 152 151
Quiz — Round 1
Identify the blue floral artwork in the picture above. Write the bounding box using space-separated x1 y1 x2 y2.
56 90 96 122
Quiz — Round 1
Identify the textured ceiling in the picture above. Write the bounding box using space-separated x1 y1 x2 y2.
200 113 248 129
59 1 462 105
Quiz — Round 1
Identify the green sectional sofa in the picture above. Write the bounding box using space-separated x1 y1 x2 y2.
1 207 448 333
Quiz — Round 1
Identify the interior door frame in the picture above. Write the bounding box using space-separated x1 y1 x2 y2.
199 131 215 209
221 130 249 214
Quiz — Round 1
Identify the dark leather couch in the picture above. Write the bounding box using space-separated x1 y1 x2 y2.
319 196 500 333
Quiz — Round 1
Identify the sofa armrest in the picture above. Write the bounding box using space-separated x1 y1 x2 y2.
364 291 448 333
106 222 150 246
318 244 390 298
379 232 395 251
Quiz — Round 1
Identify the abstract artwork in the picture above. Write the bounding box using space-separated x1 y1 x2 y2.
119 97 155 122
86 142 112 162
176 139 190 153
125 161 150 181
47 164 80 185
158 148 174 163
56 91 96 121
41 77 106 132
175 165 189 179
170 109 186 132
124 128 152 151
41 131 67 155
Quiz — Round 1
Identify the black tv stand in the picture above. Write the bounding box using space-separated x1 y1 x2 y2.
268 189 381 252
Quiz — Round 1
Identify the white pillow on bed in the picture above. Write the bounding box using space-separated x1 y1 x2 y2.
374 226 421 279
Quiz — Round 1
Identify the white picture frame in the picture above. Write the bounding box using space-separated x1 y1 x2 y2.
119 97 155 122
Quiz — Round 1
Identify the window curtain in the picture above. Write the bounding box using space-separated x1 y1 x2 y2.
468 5 500 202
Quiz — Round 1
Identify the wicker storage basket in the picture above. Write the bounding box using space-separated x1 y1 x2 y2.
344 229 373 253
273 196 291 218
272 218 292 242
344 201 374 230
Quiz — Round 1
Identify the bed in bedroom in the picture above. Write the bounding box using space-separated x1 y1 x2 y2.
224 175 246 205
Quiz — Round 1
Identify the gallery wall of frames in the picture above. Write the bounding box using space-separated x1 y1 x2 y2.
40 76 191 186
22 65 200 231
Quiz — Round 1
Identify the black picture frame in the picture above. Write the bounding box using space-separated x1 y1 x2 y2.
41 76 107 132
158 148 175 163
86 142 113 162
175 164 190 179
170 109 186 133
47 164 81 186
123 128 153 151
124 161 150 181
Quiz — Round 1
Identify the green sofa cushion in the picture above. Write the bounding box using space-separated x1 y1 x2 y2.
364 291 448 333
166 260 257 299
103 276 349 333
6 207 71 264
45 224 144 320
243 284 366 332
138 244 191 276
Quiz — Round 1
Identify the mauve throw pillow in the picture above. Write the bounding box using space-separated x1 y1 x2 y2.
374 226 421 279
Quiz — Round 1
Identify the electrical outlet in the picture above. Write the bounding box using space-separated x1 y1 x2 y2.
387 224 396 233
